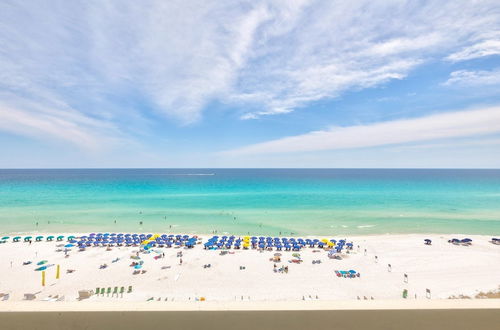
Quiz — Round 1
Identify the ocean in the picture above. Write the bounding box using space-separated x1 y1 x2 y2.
0 169 499 236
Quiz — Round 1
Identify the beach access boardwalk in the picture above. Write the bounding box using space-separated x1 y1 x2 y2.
0 300 499 330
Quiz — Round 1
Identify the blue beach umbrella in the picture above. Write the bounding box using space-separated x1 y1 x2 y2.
65 244 74 248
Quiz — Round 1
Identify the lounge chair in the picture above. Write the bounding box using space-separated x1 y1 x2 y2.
95 287 100 296
120 286 125 297
112 287 118 297
100 288 105 296
106 287 111 297
23 293 36 300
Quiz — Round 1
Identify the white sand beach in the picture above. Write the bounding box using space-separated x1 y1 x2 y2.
0 233 498 304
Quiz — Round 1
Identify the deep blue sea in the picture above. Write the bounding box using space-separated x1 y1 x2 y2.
0 169 499 235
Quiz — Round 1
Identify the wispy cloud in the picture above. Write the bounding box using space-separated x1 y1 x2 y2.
443 69 500 86
0 0 500 150
225 107 500 154
0 96 124 150
446 38 500 62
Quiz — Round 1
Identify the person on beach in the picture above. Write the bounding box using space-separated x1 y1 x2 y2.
180 258 183 265
388 264 392 272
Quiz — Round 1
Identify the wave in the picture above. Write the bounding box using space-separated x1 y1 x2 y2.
164 173 215 176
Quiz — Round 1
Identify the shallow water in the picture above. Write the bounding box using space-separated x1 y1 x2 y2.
1 169 499 235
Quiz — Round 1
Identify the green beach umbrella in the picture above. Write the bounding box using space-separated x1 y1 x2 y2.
1 236 9 240
46 236 54 241
13 236 21 242
37 260 48 265
67 236 75 241
36 236 43 241
56 235 64 241
24 236 32 242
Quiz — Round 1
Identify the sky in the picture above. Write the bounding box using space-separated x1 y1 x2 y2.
1 0 500 168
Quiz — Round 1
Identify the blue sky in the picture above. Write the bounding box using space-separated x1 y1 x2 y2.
1 0 500 168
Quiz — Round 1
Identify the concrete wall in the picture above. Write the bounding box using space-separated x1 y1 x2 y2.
1 308 499 330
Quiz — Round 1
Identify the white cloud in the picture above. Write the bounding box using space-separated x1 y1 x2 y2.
0 97 124 150
446 39 500 62
225 106 500 154
443 69 500 86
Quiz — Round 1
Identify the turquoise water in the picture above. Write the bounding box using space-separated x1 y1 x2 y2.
0 169 499 235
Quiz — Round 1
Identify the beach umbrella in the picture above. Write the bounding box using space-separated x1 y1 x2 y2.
64 244 74 248
37 260 48 265
35 266 47 271
134 264 142 269
349 270 356 274
462 238 472 242
24 236 32 242
57 235 64 241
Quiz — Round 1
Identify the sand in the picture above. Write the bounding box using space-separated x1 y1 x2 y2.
0 233 499 304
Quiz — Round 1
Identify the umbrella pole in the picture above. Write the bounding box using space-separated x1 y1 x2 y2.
56 265 60 279
42 271 46 286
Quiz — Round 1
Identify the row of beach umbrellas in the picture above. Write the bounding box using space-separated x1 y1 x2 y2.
203 235 352 251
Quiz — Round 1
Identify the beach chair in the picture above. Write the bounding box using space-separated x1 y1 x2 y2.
112 287 118 297
106 287 111 297
96 287 100 296
23 293 36 300
120 286 125 297
127 285 133 293
100 288 105 296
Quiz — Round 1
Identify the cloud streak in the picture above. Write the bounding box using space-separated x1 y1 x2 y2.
443 69 500 86
225 107 500 154
0 0 500 151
